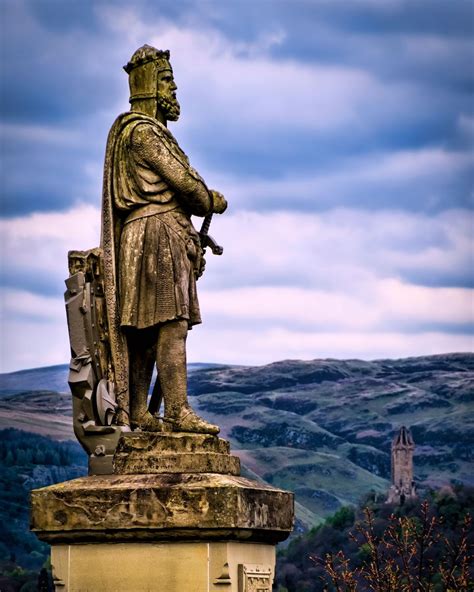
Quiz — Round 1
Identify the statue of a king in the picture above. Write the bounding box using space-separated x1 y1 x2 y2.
101 44 227 435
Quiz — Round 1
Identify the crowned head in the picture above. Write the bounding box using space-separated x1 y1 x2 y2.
124 44 180 122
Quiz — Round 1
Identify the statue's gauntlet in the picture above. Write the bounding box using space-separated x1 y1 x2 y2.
210 190 228 214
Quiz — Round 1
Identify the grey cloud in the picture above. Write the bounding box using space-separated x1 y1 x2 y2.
0 269 65 298
2 0 473 372
2 0 473 217
1 2 119 124
201 313 474 339
1 120 105 215
198 208 474 292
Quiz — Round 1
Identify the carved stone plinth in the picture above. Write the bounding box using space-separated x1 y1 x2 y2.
113 431 241 475
30 472 293 544
30 432 294 591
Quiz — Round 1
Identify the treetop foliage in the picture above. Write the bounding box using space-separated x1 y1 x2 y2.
276 485 474 592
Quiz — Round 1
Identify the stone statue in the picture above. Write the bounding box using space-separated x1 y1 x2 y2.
38 46 293 587
65 45 227 468
103 44 227 435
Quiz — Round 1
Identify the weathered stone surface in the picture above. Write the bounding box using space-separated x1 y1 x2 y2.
115 451 240 475
50 541 276 592
387 426 417 504
93 45 228 437
116 432 231 454
113 432 240 475
31 473 294 544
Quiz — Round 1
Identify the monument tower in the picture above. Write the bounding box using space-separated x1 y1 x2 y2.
387 425 417 505
30 45 294 591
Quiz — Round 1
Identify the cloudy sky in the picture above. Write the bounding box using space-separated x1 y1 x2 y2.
1 0 473 372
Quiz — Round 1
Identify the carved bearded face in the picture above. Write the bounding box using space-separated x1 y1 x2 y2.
157 68 180 122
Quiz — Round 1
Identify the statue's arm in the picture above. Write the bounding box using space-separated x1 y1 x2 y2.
131 123 213 216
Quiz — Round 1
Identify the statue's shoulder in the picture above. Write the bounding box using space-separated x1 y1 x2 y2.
106 112 176 159
130 117 191 168
128 116 176 144
107 112 194 173
108 112 157 140
108 112 180 151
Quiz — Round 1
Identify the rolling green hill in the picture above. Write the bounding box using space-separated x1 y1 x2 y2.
188 353 473 527
0 353 472 532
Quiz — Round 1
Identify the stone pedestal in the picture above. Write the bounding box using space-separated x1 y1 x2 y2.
31 433 294 591
113 432 241 475
49 541 276 591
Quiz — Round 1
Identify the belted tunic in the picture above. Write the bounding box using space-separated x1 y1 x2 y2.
111 114 213 329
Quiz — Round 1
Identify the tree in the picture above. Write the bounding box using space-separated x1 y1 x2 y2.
314 502 473 592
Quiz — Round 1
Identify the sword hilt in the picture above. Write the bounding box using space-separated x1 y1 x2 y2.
200 214 212 237
199 214 223 255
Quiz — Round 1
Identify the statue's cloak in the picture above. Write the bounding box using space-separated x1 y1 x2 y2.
101 112 210 424
101 112 152 424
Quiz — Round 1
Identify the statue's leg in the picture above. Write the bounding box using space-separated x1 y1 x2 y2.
157 319 219 435
127 327 162 432
156 319 188 419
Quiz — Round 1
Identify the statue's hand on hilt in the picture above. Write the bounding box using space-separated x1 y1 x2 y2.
210 190 227 214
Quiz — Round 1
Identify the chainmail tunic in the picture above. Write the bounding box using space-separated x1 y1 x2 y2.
113 116 212 329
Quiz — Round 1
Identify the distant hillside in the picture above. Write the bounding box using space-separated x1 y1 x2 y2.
188 353 474 526
0 364 70 395
0 362 232 394
0 353 472 529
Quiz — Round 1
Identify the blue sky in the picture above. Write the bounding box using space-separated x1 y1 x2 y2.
1 0 473 372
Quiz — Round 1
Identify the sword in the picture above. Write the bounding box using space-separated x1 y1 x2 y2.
199 213 223 255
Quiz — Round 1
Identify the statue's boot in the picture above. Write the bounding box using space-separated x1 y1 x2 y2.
131 411 162 432
167 405 219 435
115 408 131 427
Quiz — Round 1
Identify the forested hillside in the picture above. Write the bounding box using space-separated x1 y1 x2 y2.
275 485 474 591
0 429 86 591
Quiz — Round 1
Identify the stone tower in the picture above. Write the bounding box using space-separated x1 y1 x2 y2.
387 425 417 505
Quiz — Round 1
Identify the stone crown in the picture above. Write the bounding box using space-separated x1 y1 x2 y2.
124 44 171 74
